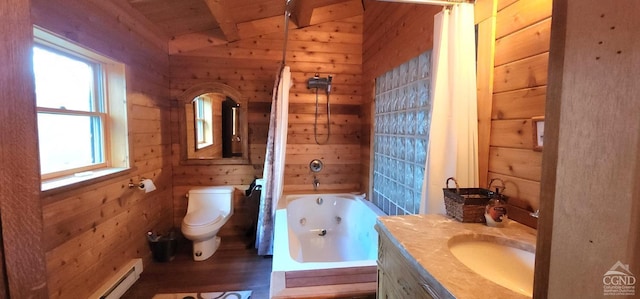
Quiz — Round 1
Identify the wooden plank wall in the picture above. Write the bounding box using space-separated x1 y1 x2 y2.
540 1 640 297
361 0 441 195
169 16 363 228
487 0 552 227
0 0 49 297
30 0 174 297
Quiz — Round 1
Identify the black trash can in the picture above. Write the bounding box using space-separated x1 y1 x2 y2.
147 230 178 262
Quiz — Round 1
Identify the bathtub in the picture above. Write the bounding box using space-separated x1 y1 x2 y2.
270 193 385 298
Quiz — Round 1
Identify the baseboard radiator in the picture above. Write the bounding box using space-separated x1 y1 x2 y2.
90 258 143 299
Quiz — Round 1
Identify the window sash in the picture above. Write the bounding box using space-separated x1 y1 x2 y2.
194 97 213 149
33 44 104 113
196 119 206 144
36 99 111 180
37 109 108 179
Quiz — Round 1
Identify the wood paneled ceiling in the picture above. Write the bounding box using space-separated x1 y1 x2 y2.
128 0 364 54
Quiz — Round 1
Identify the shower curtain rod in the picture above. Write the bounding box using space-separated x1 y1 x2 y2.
377 0 474 6
281 0 293 66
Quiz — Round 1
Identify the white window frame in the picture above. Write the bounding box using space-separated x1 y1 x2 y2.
34 27 130 191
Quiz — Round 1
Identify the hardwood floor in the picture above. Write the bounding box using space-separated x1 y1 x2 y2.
122 235 273 299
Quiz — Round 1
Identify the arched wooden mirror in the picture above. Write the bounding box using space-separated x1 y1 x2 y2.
178 82 249 165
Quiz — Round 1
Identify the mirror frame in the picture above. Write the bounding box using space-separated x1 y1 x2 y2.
178 82 250 165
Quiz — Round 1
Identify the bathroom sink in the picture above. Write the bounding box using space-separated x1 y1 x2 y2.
448 235 535 297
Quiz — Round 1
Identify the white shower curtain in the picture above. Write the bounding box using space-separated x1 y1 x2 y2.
255 65 290 255
420 3 479 214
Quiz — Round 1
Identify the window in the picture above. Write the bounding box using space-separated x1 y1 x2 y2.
193 96 213 149
33 27 129 189
372 51 432 216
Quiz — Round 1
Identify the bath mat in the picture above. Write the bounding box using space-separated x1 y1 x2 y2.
152 290 252 299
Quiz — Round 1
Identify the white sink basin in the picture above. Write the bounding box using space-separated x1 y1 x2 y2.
448 235 535 297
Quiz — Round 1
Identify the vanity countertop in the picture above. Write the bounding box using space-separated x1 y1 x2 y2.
376 214 537 299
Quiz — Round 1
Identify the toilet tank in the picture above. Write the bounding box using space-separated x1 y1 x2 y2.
187 186 235 215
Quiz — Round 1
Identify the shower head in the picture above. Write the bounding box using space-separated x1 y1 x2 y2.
307 74 333 93
307 76 327 90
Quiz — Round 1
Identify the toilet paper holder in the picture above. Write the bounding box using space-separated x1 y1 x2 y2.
128 178 150 189
129 177 157 193
129 178 143 189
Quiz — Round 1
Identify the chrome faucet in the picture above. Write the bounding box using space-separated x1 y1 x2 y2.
313 176 320 190
530 209 540 218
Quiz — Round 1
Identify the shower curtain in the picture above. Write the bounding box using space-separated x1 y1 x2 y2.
420 3 479 214
255 65 290 255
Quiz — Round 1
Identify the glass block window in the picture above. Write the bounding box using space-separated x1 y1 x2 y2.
372 51 432 215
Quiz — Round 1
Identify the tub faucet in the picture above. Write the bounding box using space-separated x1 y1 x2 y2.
530 209 540 218
313 176 320 190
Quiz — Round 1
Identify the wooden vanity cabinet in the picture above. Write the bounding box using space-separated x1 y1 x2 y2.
376 226 442 299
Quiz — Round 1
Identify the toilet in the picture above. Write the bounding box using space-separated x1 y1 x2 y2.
181 186 234 261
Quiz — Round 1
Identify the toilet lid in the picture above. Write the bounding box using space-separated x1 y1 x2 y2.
183 210 222 227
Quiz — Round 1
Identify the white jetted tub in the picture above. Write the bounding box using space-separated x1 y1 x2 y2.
270 193 385 298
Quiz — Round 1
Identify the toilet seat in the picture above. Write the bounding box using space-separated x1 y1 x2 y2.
183 210 222 227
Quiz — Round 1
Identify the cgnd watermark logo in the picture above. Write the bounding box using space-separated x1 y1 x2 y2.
603 261 635 296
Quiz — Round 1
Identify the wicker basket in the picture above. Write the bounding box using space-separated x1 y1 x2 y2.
443 177 507 223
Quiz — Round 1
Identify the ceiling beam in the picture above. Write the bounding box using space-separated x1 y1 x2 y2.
237 15 298 41
291 0 313 28
292 0 347 27
169 16 299 55
170 0 363 54
309 0 363 25
168 28 227 54
204 0 240 42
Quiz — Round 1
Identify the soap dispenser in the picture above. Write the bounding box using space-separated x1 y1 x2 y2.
485 188 508 227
